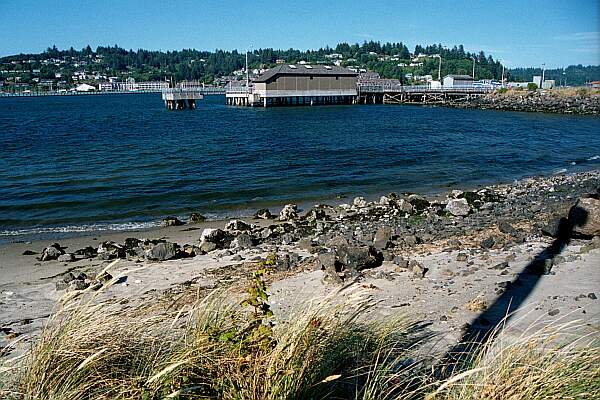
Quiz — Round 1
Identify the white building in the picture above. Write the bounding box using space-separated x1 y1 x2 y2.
74 83 96 92
443 74 474 88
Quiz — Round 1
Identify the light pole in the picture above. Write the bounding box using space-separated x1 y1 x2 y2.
500 60 505 88
471 56 476 79
541 63 545 88
246 44 253 88
562 71 566 87
434 54 442 81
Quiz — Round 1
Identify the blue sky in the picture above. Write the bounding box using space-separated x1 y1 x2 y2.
1 0 598 68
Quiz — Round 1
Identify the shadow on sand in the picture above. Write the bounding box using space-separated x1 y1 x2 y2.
439 202 590 374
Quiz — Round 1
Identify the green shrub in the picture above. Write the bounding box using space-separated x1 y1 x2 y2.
497 87 508 94
527 82 538 91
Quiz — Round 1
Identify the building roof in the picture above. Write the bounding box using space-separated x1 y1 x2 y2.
254 64 358 82
444 74 474 80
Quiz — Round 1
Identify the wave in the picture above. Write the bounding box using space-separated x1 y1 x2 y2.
553 168 568 175
0 221 161 237
588 155 600 161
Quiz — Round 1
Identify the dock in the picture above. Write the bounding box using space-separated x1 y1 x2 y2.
161 87 225 110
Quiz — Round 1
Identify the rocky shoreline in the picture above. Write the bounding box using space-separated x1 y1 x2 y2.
1 170 599 363
447 90 600 115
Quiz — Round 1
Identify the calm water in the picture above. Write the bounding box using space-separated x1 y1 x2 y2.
1 93 599 242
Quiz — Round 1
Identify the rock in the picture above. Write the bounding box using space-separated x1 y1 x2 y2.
189 213 206 223
396 199 414 213
62 272 76 283
57 253 75 262
445 198 471 217
298 237 316 252
69 279 89 291
335 245 383 271
353 197 368 208
276 252 300 271
97 241 125 260
498 221 518 236
569 197 600 237
258 227 273 240
318 252 342 284
74 246 97 259
145 242 178 261
407 195 430 211
548 309 560 316
162 216 184 227
456 253 468 262
199 228 231 249
225 219 252 232
38 243 64 261
410 260 427 278
231 254 243 261
588 292 597 300
480 237 495 249
199 241 217 253
253 208 273 219
305 208 327 222
527 257 554 275
379 195 391 206
373 226 392 250
279 204 299 221
97 271 113 283
22 250 37 256
55 281 68 291
230 233 253 250
580 237 600 253
541 217 570 238
393 255 408 269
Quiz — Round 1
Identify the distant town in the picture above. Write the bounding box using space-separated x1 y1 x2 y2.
1 42 599 96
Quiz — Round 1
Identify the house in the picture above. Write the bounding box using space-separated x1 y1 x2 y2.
443 74 474 88
226 64 358 107
589 81 600 89
74 83 96 92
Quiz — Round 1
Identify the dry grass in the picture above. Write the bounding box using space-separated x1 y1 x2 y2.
0 267 430 400
426 319 600 400
2 259 599 399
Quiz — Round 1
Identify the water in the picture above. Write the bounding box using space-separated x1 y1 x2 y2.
1 93 599 242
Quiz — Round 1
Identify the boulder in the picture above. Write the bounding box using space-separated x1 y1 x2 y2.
38 243 64 261
396 199 414 213
225 219 252 232
393 256 409 269
230 233 253 250
569 197 600 237
200 228 230 246
279 204 299 221
318 252 342 284
335 244 383 271
145 242 179 261
410 260 428 278
373 226 392 250
74 246 97 259
445 198 471 217
57 253 75 262
353 197 368 208
97 241 125 260
189 213 206 223
199 241 217 253
305 208 327 222
407 194 430 211
253 208 273 219
162 216 184 227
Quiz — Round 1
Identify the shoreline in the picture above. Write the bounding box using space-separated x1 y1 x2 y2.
1 168 599 369
3 166 599 247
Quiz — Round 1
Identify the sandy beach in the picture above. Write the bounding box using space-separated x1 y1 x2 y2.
2 170 599 370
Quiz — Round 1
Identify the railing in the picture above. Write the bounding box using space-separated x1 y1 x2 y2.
357 84 496 94
0 89 162 97
225 86 252 94
163 87 226 94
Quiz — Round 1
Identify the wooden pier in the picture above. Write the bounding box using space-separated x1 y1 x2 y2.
161 87 225 110
357 84 494 105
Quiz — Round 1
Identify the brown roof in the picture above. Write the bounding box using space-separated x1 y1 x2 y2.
254 64 358 83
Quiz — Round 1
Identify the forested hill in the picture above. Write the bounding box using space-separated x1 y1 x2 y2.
507 65 600 86
1 41 597 86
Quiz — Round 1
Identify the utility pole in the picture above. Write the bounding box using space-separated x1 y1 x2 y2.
471 56 476 79
501 62 505 88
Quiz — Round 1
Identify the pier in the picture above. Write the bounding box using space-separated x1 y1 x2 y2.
161 87 225 110
356 84 494 104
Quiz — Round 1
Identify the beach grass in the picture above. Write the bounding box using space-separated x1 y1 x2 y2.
2 259 599 399
2 262 430 400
